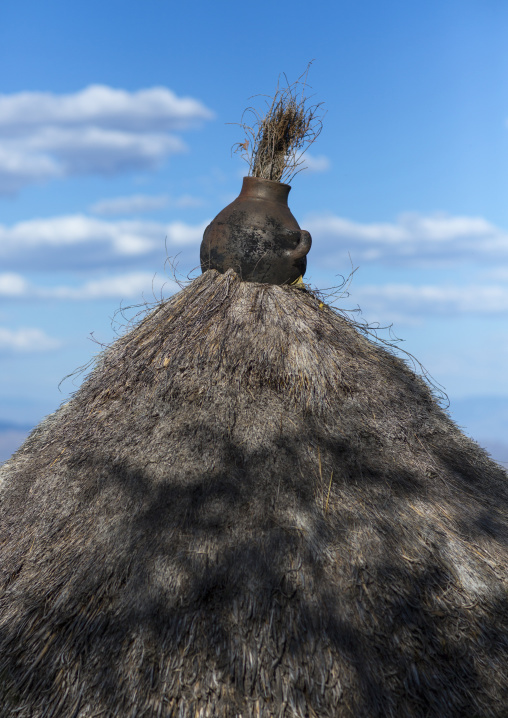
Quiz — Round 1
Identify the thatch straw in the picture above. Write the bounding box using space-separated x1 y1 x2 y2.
1 269 507 717
233 65 323 184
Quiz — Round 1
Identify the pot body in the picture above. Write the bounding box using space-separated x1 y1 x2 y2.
200 177 312 284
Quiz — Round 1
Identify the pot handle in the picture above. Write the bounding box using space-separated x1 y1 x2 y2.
289 230 312 260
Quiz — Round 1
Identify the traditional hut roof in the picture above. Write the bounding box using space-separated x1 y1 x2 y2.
1 268 507 717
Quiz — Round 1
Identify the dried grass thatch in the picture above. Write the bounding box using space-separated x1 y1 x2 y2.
1 269 507 717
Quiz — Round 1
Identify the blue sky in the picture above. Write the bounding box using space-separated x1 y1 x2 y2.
1 0 507 465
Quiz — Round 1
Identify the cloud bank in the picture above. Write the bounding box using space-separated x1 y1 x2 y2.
349 283 508 319
0 85 214 193
0 215 208 270
2 209 507 271
90 193 203 216
0 272 178 301
302 153 331 173
2 269 507 320
0 327 61 353
306 212 508 265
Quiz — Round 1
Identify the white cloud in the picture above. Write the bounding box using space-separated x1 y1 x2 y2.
172 194 205 208
5 207 505 275
0 327 61 353
0 215 208 270
0 273 30 296
25 126 186 174
3 265 507 321
47 273 178 300
89 192 204 216
483 267 508 282
0 146 61 194
0 85 214 134
0 85 214 193
345 283 508 320
0 272 179 301
90 194 171 215
306 212 508 265
165 221 207 245
302 153 331 173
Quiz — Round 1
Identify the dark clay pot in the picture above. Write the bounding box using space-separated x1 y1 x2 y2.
200 177 312 284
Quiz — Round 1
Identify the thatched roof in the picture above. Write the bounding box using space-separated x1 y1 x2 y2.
1 268 507 717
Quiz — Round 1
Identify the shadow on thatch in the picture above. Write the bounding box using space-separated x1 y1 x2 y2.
1 269 507 717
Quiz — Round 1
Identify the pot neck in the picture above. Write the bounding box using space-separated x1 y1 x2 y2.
240 176 291 204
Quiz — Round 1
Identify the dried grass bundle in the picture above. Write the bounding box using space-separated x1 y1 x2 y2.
233 64 324 184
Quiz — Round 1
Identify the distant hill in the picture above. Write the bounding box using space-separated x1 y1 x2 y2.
448 396 508 468
0 420 33 433
0 423 33 463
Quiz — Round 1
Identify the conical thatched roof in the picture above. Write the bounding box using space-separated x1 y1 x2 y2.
1 269 507 717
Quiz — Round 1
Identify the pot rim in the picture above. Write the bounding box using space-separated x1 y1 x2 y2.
242 176 291 190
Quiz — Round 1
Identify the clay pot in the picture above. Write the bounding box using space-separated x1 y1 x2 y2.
200 177 312 285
